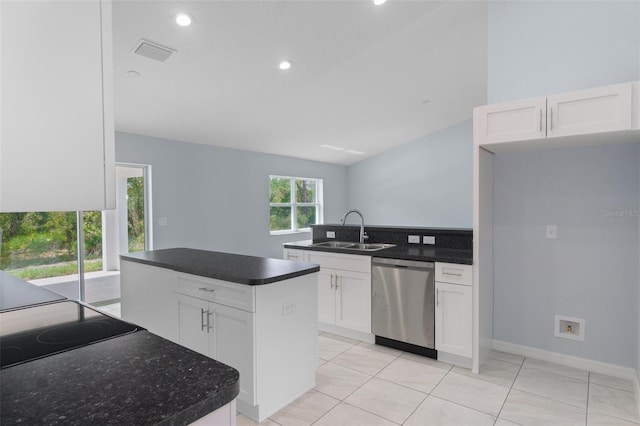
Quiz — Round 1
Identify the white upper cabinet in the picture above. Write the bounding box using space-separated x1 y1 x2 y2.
474 82 636 150
546 83 632 138
474 97 547 145
0 0 115 212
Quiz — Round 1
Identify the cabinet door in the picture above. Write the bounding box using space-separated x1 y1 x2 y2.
176 294 211 357
547 83 632 138
317 269 336 325
283 248 304 261
335 270 372 333
435 282 472 358
0 0 115 212
474 97 547 146
210 304 255 405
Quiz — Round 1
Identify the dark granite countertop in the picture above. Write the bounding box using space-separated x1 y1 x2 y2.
0 330 239 425
0 270 66 311
283 240 473 265
121 248 320 285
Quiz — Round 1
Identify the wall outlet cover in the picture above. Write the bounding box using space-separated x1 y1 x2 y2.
159 217 167 226
423 236 436 245
326 231 336 239
408 235 420 244
546 225 557 239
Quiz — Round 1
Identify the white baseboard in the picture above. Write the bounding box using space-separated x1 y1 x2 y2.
492 339 637 380
318 323 375 344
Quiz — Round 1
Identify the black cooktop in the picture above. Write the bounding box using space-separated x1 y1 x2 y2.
0 300 139 369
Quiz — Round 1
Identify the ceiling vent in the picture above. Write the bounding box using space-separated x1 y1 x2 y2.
133 39 176 62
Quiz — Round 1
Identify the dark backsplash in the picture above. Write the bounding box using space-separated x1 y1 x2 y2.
311 225 472 250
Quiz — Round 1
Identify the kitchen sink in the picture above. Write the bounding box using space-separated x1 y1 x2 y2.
311 241 395 251
312 241 358 249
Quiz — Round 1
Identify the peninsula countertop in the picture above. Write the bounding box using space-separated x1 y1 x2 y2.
120 248 320 285
0 273 240 425
0 271 66 311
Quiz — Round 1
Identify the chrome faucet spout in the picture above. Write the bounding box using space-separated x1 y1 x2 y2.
340 209 365 244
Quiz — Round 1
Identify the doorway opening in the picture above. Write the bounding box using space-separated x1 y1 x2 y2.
0 163 152 312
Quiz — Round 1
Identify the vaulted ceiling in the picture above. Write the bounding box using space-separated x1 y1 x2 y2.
112 0 488 165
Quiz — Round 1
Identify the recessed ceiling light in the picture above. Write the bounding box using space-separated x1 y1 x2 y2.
373 0 387 5
175 13 193 27
279 60 293 70
126 70 140 78
320 144 345 151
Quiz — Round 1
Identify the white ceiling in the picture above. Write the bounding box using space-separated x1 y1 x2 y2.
112 0 488 165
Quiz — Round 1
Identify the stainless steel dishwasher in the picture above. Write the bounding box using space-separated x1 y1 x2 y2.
372 257 436 357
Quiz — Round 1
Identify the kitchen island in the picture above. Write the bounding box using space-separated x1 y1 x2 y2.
120 248 320 422
0 271 240 425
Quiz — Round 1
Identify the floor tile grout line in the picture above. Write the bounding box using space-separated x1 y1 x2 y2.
398 392 429 425
521 358 590 383
493 354 525 425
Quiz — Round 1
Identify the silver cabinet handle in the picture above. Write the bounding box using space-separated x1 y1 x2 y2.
436 289 440 307
443 271 463 277
330 274 334 290
549 107 553 131
199 287 216 293
206 310 213 333
200 308 207 331
335 275 339 290
539 108 543 132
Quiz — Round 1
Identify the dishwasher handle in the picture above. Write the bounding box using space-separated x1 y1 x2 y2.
372 257 434 270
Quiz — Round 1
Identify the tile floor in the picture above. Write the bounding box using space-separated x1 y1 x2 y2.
238 333 640 426
97 304 639 426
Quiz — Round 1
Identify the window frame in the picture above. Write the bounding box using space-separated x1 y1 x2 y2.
269 175 323 235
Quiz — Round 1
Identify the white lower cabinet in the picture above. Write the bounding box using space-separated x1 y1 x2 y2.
334 269 371 332
435 262 473 359
283 248 304 261
120 261 178 342
435 282 472 357
304 251 372 336
177 294 254 405
120 260 317 423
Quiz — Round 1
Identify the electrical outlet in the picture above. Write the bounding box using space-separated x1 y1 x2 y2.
546 225 557 239
326 231 336 239
408 235 420 244
282 301 296 315
159 217 167 226
423 236 435 245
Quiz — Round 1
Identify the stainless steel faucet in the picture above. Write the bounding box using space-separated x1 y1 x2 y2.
340 209 366 244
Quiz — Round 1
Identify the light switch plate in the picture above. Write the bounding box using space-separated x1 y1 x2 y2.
159 217 167 226
423 236 435 245
408 235 420 244
326 231 336 239
546 225 557 239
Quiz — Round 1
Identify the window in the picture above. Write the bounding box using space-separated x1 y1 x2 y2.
269 176 323 234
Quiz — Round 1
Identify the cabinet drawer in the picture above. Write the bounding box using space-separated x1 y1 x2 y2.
283 248 304 261
435 262 472 286
304 251 371 273
175 273 255 312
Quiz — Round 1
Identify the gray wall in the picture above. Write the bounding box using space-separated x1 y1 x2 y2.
488 0 640 104
115 132 348 259
489 0 640 367
493 143 639 367
347 120 473 228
